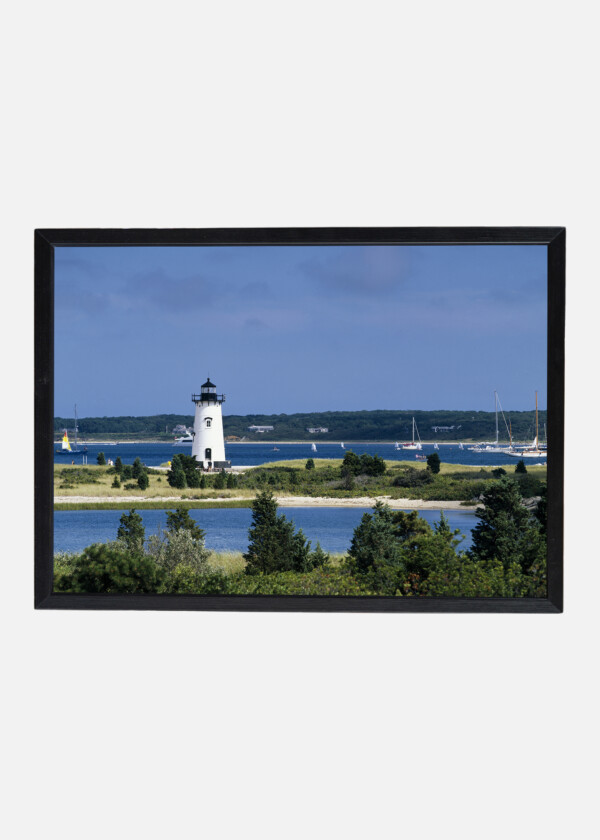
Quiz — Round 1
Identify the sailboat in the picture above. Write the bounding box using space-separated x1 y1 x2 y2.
58 429 72 453
507 391 547 458
402 417 422 450
340 442 345 449
433 443 439 450
469 391 508 453
56 405 86 454
311 443 317 452
394 442 400 450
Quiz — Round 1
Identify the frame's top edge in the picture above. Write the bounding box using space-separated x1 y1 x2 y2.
34 227 566 247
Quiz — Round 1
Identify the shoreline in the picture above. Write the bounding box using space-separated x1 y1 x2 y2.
54 439 530 446
54 493 479 511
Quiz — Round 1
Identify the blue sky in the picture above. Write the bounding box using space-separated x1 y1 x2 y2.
54 244 547 417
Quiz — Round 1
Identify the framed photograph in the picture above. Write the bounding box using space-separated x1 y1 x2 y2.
35 227 564 612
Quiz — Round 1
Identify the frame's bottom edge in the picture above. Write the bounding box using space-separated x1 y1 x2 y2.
35 593 562 613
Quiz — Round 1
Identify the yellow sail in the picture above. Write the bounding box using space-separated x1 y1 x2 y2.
62 430 71 451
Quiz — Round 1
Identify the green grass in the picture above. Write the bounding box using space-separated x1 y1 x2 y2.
256 458 342 469
207 550 346 576
55 499 254 511
207 551 246 574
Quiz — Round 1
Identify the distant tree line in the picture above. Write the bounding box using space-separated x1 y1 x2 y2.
54 408 548 441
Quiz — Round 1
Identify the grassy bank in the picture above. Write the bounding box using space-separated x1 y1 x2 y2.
54 458 547 509
54 499 254 511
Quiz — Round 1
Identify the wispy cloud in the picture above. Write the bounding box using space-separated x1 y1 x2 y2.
299 245 413 296
120 269 227 313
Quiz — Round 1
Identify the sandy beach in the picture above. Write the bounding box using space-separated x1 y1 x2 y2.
54 493 478 510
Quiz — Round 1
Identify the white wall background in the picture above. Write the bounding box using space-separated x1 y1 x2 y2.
2 2 598 838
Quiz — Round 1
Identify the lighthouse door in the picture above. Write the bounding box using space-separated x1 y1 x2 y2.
205 447 212 465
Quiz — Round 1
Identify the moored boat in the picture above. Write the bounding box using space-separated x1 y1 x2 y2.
505 392 547 458
402 418 422 450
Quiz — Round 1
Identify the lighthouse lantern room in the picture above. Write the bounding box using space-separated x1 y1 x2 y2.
191 378 231 470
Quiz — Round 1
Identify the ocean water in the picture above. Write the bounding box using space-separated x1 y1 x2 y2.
54 440 545 469
54 506 478 555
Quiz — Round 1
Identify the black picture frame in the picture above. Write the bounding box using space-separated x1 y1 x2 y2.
35 227 564 612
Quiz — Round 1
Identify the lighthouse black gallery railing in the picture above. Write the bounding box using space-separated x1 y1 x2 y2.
192 393 226 403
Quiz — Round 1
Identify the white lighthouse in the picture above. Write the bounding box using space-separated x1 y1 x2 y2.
191 378 230 470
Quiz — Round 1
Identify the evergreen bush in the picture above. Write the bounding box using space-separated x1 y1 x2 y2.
244 491 312 574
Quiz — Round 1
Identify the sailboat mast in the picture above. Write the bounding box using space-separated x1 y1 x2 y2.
74 404 78 450
494 390 499 445
535 391 539 451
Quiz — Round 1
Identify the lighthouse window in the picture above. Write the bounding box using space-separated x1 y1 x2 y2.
205 418 212 428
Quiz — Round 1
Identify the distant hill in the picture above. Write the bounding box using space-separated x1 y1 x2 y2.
54 408 548 442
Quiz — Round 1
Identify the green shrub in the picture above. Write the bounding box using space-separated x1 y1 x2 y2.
97 452 106 466
165 507 206 541
229 567 374 596
360 453 386 476
426 452 441 474
392 467 434 488
54 543 163 593
146 527 211 573
341 450 361 476
469 477 545 576
117 509 145 553
347 501 405 576
160 565 229 594
310 542 330 569
515 474 545 497
167 455 187 489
